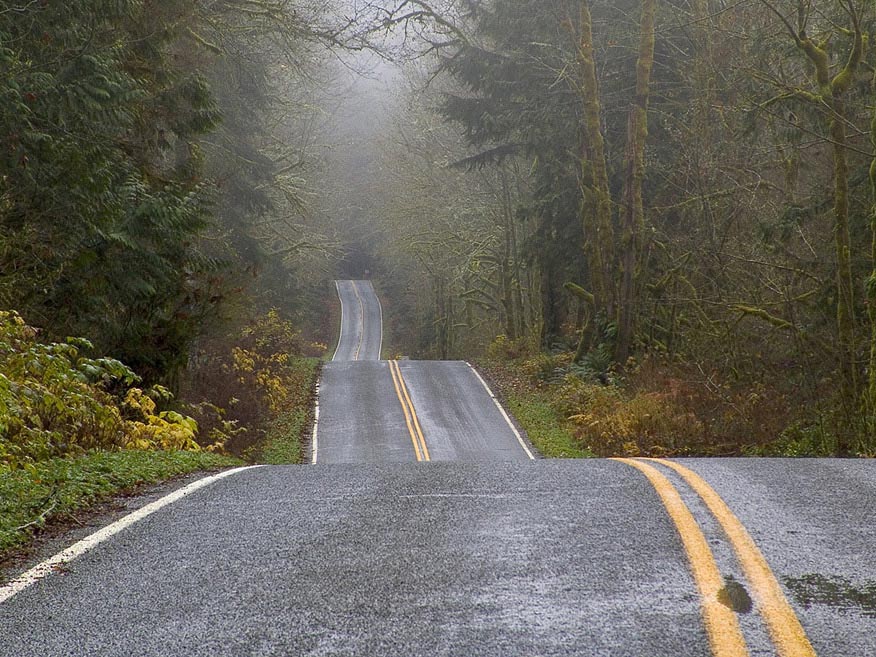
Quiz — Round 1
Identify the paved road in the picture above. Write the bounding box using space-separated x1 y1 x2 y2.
321 280 532 464
315 360 532 464
332 280 382 361
3 280 875 656
2 461 875 656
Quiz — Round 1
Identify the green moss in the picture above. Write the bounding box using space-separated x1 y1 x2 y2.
0 450 241 558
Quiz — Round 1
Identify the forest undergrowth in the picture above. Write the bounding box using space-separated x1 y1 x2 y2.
0 309 321 562
481 335 853 458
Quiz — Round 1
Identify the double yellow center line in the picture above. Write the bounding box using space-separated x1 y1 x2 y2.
350 281 365 361
615 458 816 657
388 360 430 461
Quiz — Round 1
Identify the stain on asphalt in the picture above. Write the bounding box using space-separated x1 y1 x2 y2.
717 575 753 614
784 574 876 617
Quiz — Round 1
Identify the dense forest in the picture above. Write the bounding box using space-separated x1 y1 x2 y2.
2 0 876 464
0 0 361 477
371 0 876 456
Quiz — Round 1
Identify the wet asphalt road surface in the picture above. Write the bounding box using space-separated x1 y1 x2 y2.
3 281 876 655
332 280 382 361
2 461 875 656
315 360 532 463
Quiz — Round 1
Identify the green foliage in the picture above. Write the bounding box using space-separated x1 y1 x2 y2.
0 311 206 469
0 449 240 559
181 310 322 459
0 1 225 385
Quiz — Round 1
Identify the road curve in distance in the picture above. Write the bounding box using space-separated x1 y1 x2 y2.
333 280 382 361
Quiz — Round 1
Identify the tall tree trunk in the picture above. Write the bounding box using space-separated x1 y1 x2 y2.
824 14 863 451
615 0 656 363
773 0 864 452
435 276 448 359
500 174 518 340
578 0 615 321
503 173 526 339
867 90 876 446
540 259 560 349
831 97 858 450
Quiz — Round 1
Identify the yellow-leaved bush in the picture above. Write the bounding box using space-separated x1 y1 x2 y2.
122 388 200 452
0 310 204 469
553 374 703 457
180 309 324 457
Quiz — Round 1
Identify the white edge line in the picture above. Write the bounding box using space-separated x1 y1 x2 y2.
369 280 384 360
0 466 261 605
311 381 321 464
331 280 344 362
465 362 536 460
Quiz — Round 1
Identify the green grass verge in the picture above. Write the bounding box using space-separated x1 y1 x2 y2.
475 360 592 459
257 357 319 465
260 409 310 464
0 449 241 557
505 389 593 459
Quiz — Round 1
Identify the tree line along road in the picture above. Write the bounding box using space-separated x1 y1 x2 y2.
0 280 874 656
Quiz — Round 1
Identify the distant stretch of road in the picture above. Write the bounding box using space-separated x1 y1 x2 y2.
315 360 532 463
332 280 382 361
2 280 875 657
317 280 532 464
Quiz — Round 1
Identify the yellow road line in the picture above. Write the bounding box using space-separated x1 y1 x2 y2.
394 361 430 461
351 280 365 360
647 458 817 657
613 458 749 657
388 361 428 461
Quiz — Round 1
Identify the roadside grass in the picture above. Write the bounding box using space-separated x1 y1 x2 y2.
476 360 593 459
506 391 593 458
255 357 319 465
0 450 241 559
259 409 310 464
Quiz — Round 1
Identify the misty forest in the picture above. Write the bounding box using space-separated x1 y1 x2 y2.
3 0 876 500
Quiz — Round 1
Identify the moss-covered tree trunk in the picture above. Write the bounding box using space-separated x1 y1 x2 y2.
831 96 859 451
500 172 518 341
866 81 876 446
616 0 656 364
827 22 862 452
577 0 615 324
790 7 862 452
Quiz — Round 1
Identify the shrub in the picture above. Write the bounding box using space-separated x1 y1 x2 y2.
486 334 536 361
0 310 204 468
181 309 323 458
520 351 573 383
560 377 704 456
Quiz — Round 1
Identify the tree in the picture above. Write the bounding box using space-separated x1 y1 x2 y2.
746 0 872 450
0 1 221 383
